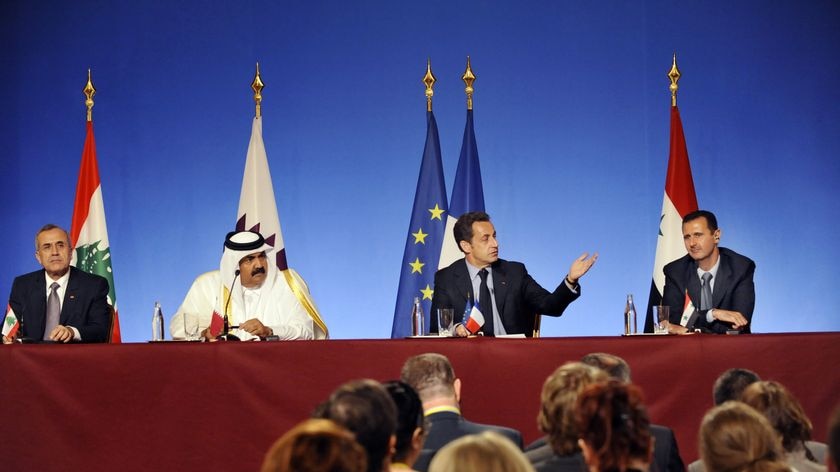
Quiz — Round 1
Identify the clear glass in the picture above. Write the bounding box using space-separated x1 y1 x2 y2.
437 308 455 337
653 305 670 334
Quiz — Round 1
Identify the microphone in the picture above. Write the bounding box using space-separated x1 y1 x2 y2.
221 269 240 340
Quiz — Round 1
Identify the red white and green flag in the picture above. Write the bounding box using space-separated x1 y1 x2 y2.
2 304 20 339
643 105 699 332
70 121 121 342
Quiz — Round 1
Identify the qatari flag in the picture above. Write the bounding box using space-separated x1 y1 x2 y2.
643 105 699 332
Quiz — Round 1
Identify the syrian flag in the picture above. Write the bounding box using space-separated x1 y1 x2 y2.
70 121 120 342
464 304 486 334
679 290 697 327
235 117 328 339
3 305 19 340
643 106 699 332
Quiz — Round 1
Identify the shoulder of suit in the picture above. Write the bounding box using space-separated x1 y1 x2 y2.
69 266 110 285
14 269 45 285
663 254 692 272
718 247 755 266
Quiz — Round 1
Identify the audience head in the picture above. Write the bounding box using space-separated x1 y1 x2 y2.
740 381 815 455
699 401 790 472
575 380 653 472
383 380 426 467
828 405 840 471
538 362 608 455
713 368 761 405
400 353 459 404
313 379 397 472
580 352 631 382
428 431 535 472
261 418 367 472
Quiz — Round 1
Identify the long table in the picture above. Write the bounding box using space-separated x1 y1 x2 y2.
1 332 838 471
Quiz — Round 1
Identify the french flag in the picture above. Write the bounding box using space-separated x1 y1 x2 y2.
464 304 486 334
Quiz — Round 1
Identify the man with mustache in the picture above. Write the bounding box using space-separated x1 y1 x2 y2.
662 210 755 334
4 224 110 343
430 211 598 337
171 231 314 340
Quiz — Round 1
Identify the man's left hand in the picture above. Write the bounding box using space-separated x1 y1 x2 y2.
49 325 75 343
567 252 599 284
239 319 272 337
711 309 749 329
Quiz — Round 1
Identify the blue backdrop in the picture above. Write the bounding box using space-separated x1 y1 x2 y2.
3 0 839 341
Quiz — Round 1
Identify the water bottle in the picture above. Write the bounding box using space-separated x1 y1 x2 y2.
624 294 637 335
152 301 164 341
411 297 425 336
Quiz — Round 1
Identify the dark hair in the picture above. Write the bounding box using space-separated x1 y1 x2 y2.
383 380 425 463
453 212 491 252
313 379 397 472
400 353 457 401
828 405 840 471
580 353 631 383
713 368 761 405
575 380 652 472
741 381 816 459
261 418 367 472
682 210 718 232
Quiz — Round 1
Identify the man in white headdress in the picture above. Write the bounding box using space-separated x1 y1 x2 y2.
171 231 314 340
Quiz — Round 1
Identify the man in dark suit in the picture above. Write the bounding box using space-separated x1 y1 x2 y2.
4 224 110 343
430 211 597 336
401 352 523 472
662 210 755 334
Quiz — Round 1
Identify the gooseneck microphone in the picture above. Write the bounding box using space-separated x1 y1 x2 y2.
221 269 240 339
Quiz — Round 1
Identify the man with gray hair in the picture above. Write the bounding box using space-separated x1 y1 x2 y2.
400 352 522 472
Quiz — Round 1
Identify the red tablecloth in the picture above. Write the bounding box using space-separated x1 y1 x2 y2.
2 332 838 471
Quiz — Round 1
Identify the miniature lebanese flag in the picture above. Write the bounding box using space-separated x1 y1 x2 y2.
3 304 20 339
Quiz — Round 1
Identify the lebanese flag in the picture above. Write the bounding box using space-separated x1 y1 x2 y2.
2 305 19 339
464 304 485 334
70 121 121 342
643 106 699 332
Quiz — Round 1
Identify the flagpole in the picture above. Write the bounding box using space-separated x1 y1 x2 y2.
668 53 680 107
423 58 436 112
84 69 95 122
252 63 264 119
462 56 475 110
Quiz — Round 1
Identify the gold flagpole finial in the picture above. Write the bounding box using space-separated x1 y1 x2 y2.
251 62 265 118
668 53 681 107
83 69 96 122
462 56 476 111
423 58 436 112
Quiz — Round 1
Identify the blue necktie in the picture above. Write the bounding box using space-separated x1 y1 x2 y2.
478 269 494 336
700 272 713 311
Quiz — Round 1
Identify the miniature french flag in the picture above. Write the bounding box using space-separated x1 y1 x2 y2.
464 304 485 334
3 304 20 339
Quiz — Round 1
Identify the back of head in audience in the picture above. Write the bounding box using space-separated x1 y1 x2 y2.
740 381 816 457
384 380 426 467
538 362 608 456
700 401 791 472
261 418 367 472
713 368 761 405
400 353 459 404
313 379 397 472
575 379 653 472
828 406 840 471
428 430 535 472
580 352 631 382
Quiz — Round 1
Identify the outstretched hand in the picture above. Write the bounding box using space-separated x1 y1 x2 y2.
567 252 599 284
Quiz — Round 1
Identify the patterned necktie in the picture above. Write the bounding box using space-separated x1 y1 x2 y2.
44 282 60 340
478 269 495 336
700 272 713 311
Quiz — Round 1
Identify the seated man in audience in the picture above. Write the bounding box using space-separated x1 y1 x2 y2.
662 210 755 334
400 352 523 472
170 230 314 340
313 379 398 472
5 224 110 343
431 211 597 337
578 353 685 472
526 361 607 471
829 406 840 471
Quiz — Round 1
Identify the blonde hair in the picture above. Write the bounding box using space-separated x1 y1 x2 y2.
699 402 791 472
261 418 367 472
428 431 535 472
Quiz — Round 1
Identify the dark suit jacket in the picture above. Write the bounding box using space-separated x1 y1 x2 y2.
8 267 111 343
414 410 523 472
662 247 755 334
430 258 579 336
525 425 684 472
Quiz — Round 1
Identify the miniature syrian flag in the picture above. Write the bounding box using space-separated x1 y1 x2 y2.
3 304 20 339
464 304 485 334
680 290 697 327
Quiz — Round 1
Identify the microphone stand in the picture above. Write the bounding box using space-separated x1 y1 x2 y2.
220 270 241 341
